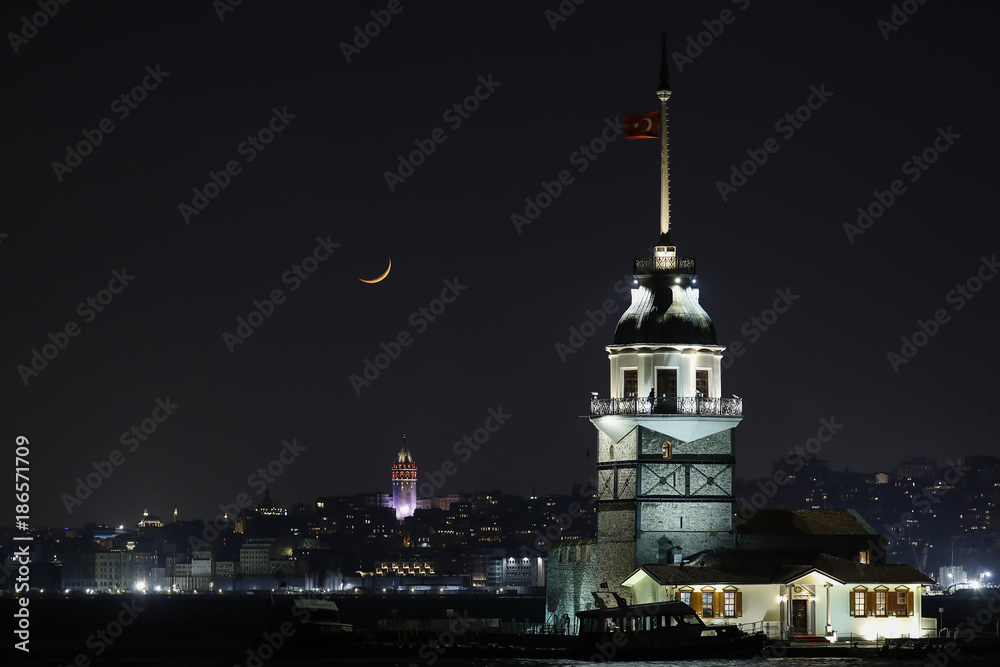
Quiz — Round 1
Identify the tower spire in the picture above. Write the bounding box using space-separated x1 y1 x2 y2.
656 33 672 238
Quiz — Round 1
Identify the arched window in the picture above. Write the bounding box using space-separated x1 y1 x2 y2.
662 442 672 459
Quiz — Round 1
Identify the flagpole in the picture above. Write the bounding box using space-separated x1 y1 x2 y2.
657 33 671 238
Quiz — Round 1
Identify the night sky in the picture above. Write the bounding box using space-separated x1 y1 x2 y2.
6 1 998 529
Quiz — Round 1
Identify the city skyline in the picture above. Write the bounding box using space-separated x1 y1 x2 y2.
6 2 999 529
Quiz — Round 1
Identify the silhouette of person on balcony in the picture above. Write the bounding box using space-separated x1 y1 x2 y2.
647 388 656 414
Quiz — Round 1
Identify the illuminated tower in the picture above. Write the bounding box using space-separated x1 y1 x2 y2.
590 38 742 571
391 436 417 520
546 36 743 624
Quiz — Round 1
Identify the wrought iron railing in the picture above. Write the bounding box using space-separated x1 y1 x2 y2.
590 395 743 417
633 255 696 274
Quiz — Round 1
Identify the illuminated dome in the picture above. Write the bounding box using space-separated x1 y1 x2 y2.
613 234 716 346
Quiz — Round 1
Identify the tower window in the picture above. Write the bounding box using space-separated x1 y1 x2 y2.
623 370 638 397
696 370 709 397
662 442 672 459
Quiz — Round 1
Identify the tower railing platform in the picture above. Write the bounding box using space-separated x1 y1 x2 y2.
591 395 742 417
633 255 696 274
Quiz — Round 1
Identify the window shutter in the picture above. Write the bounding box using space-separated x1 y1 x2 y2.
866 591 876 616
907 591 914 617
714 591 723 616
690 593 702 614
736 591 743 617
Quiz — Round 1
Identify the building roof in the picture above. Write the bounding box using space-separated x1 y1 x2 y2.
613 272 716 346
628 550 933 587
737 509 877 536
395 438 414 464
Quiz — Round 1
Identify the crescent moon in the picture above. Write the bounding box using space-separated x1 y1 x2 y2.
358 258 391 284
639 117 653 132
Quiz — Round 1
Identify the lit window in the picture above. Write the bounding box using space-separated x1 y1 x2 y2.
701 592 714 618
662 442 672 459
724 591 737 617
896 590 908 616
852 590 867 617
875 590 888 616
696 370 709 397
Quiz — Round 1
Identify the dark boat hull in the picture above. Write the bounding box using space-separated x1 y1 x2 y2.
573 630 767 661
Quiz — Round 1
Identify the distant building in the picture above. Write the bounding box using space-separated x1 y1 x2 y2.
95 551 128 592
896 457 937 481
391 436 417 520
240 539 273 575
939 565 966 588
137 508 163 528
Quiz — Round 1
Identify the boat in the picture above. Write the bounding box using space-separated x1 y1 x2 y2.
288 598 355 638
574 598 766 661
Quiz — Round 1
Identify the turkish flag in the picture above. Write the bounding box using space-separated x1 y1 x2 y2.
623 111 659 139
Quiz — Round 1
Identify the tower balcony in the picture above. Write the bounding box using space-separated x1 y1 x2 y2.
591 395 742 417
633 254 696 275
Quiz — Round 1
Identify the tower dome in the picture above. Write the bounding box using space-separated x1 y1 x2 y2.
614 233 716 346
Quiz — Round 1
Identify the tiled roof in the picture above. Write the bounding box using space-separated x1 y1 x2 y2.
636 550 933 586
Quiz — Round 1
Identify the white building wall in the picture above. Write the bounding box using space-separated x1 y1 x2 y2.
632 579 929 639
608 346 724 398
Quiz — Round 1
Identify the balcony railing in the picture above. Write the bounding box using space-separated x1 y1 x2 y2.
591 395 743 417
633 255 696 275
